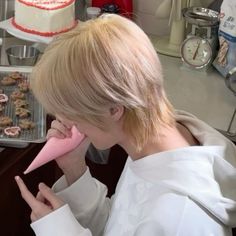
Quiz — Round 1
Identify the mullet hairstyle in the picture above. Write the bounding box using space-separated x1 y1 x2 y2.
31 14 175 151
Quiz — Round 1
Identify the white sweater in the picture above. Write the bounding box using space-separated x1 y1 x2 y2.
31 111 236 236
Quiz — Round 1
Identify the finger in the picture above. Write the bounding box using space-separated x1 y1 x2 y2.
36 191 45 202
51 120 72 137
15 176 40 210
55 116 74 129
30 212 37 222
51 119 61 128
16 177 54 221
38 183 64 209
57 119 72 129
36 192 53 208
46 128 66 140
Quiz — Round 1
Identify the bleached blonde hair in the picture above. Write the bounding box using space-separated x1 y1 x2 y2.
31 14 175 151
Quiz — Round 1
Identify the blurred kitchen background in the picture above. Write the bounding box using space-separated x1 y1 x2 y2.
0 0 216 40
133 0 215 36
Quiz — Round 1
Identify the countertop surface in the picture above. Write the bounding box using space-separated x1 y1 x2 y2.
158 54 236 137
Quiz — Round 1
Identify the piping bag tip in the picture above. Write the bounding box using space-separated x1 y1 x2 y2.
24 126 85 174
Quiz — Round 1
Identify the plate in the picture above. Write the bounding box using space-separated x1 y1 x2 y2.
0 66 47 147
0 18 53 44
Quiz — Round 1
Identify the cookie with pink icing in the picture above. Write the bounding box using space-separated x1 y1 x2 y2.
0 94 8 103
4 126 21 137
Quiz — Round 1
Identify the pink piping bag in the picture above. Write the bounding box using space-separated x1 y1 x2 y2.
24 126 85 174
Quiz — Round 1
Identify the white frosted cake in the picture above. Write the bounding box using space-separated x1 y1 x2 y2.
12 0 77 37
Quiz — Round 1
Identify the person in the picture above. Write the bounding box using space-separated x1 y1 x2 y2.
15 14 236 236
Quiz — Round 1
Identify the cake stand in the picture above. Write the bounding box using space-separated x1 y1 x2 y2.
154 0 210 58
0 18 53 44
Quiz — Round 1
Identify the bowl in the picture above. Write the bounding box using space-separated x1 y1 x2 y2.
6 45 40 66
182 7 219 27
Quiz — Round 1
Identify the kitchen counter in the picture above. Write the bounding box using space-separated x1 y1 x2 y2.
148 35 236 141
159 54 236 141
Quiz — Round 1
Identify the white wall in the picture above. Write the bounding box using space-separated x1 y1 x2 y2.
133 0 214 36
133 0 169 36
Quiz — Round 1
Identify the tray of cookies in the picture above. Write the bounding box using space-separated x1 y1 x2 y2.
0 66 46 147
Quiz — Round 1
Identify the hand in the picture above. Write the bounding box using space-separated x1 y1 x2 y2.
47 119 91 184
47 119 73 140
15 176 64 222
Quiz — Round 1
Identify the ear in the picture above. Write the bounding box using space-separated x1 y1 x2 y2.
109 105 124 121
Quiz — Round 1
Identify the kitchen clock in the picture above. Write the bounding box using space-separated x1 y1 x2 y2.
181 36 213 69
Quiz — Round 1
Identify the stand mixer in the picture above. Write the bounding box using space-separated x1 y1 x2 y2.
154 0 211 57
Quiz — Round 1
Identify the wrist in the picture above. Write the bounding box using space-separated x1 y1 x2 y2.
64 165 88 186
58 158 87 185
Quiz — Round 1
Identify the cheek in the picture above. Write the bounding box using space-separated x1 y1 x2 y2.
74 123 116 148
74 124 88 134
88 131 116 150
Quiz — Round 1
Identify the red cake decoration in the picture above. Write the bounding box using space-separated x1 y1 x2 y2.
18 0 75 10
12 18 78 37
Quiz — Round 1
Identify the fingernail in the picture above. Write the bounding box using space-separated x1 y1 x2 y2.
39 182 47 189
15 176 20 181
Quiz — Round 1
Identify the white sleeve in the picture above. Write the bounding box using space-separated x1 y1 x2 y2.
31 204 92 236
52 168 112 236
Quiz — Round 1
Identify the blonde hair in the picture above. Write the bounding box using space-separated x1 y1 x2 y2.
31 14 175 151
